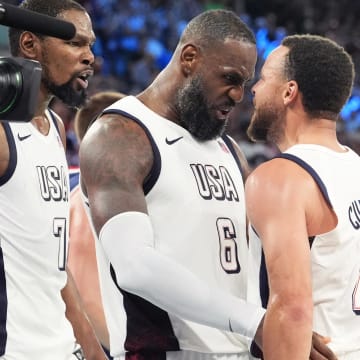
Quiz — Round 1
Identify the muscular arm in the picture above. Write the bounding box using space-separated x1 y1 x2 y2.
79 113 265 342
245 158 314 359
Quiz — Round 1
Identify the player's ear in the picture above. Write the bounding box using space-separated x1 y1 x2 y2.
180 43 198 77
19 31 42 59
283 80 298 105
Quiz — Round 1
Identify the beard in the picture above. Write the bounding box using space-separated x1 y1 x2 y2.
247 102 285 144
42 73 87 108
174 75 228 141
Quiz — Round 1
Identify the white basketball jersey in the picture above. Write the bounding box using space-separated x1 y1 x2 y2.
248 144 360 358
0 110 76 359
86 96 250 357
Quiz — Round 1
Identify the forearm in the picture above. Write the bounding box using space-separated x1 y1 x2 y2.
263 300 313 359
100 211 265 340
62 269 108 360
82 299 110 350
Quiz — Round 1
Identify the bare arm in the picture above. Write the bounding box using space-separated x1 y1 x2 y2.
62 268 108 360
53 111 107 358
68 188 110 349
80 113 151 232
245 158 314 359
0 123 9 177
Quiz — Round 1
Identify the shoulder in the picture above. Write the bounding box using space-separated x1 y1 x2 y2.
80 112 152 160
245 157 316 208
248 156 315 183
79 112 154 191
245 157 317 242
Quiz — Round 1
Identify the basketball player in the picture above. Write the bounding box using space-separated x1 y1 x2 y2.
245 34 360 359
68 91 126 359
79 9 335 360
0 0 106 359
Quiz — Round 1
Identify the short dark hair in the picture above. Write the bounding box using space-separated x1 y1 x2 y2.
179 9 256 50
282 34 355 119
74 91 126 141
8 0 86 56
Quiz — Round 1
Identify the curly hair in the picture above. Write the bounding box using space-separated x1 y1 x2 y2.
282 34 355 119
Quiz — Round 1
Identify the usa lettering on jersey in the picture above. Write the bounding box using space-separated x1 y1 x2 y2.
190 163 239 201
37 165 69 202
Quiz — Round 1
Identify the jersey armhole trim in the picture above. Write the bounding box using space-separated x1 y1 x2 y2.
221 134 244 180
274 153 332 208
47 109 60 136
102 109 161 195
0 122 17 186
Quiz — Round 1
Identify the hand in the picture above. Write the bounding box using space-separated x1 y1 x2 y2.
310 332 337 360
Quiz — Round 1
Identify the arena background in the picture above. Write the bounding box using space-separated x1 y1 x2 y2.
1 0 359 167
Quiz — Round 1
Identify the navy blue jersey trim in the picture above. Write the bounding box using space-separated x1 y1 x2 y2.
0 246 8 355
221 134 244 180
102 109 161 195
0 122 17 186
274 153 332 208
259 250 269 309
48 108 61 136
250 225 270 308
69 171 80 192
102 345 113 360
86 114 100 136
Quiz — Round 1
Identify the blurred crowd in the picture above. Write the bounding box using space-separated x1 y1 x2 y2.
15 0 360 167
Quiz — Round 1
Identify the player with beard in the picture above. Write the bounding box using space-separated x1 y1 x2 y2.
79 10 335 360
245 34 360 359
79 9 265 360
0 0 107 359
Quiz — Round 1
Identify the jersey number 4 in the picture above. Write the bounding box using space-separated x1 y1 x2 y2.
217 217 241 274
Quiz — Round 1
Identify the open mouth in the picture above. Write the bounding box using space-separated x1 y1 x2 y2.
75 70 93 90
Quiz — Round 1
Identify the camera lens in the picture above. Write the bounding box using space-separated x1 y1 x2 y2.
0 58 23 115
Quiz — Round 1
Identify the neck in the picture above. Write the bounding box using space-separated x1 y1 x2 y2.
138 81 179 124
278 118 344 152
31 112 50 135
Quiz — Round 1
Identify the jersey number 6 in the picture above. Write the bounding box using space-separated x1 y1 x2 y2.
217 217 241 274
